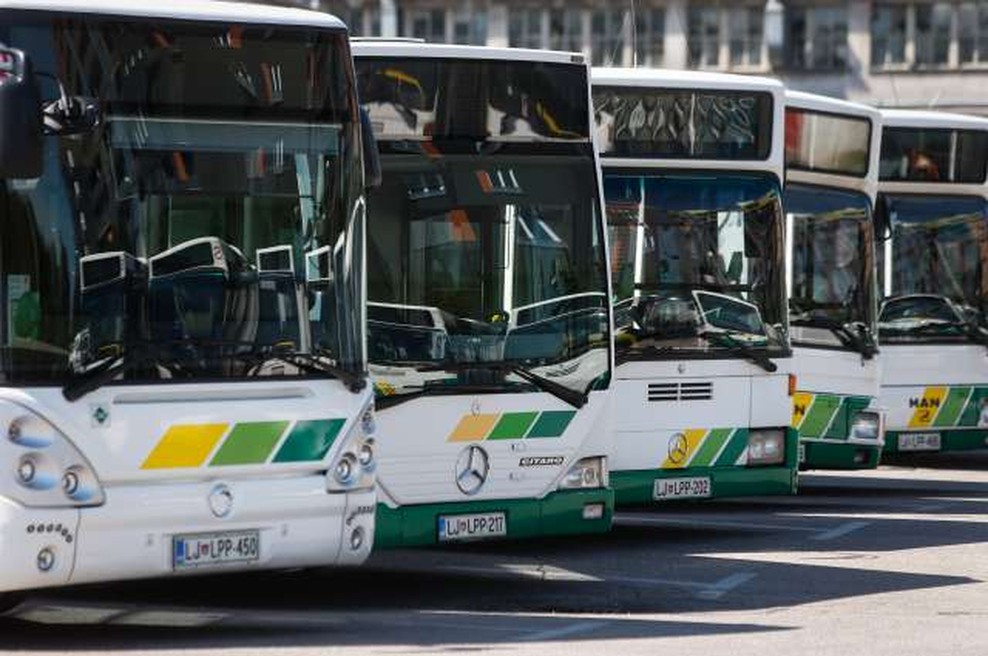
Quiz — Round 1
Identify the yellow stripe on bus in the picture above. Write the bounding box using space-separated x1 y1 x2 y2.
791 392 814 428
142 423 229 469
660 429 708 470
448 414 500 442
907 387 948 428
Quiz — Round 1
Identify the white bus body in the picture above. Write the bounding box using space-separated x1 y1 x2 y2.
784 91 885 469
876 109 988 455
0 0 376 597
593 68 798 504
354 42 614 547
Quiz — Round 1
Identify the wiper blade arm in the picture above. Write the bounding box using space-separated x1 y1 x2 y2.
508 365 587 409
374 383 519 411
274 349 367 393
700 331 778 373
62 343 171 402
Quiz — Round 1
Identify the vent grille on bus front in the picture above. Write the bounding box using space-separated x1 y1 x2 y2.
647 382 713 402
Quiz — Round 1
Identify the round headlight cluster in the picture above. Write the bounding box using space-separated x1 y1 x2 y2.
358 439 375 468
335 454 357 484
17 457 36 485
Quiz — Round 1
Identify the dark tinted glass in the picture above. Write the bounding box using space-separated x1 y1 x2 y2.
356 56 590 141
593 87 773 159
879 127 988 183
785 108 871 177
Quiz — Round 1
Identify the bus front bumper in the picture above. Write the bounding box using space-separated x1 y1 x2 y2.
0 476 374 594
799 440 882 470
374 488 614 549
612 466 798 506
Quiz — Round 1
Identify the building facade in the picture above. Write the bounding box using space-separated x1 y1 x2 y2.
288 0 988 115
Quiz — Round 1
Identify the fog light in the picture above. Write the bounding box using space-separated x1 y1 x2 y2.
358 440 374 468
37 547 55 572
853 449 869 465
582 503 605 520
349 526 365 551
62 470 80 496
17 458 36 484
335 455 355 484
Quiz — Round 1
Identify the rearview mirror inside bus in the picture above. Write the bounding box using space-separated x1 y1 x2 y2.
0 45 43 179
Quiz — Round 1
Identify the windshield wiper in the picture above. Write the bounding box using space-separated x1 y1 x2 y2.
375 382 515 411
792 317 878 359
699 331 778 372
406 361 588 409
62 342 178 402
272 348 366 393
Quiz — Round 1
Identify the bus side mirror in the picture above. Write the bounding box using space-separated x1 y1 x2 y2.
0 46 43 179
360 107 382 190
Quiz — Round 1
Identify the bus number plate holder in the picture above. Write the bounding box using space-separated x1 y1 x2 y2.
437 512 507 542
898 433 941 452
654 476 712 500
173 530 260 570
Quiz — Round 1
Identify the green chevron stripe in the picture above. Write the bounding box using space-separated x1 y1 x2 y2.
526 411 577 438
489 412 539 440
210 421 289 466
273 419 346 463
691 428 733 467
800 395 841 438
713 429 748 467
934 387 972 427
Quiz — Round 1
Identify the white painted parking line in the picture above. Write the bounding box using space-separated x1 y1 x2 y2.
521 620 611 642
440 564 598 582
811 521 871 542
782 511 988 524
695 572 759 600
616 514 819 533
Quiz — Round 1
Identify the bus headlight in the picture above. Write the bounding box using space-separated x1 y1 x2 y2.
746 429 786 466
558 456 608 490
326 401 376 493
850 411 881 441
2 403 104 507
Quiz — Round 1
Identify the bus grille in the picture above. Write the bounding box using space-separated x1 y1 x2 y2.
647 382 713 402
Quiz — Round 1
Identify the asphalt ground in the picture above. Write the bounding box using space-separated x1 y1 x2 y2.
2 451 987 656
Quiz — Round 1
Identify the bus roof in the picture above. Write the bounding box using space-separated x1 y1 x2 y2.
0 0 346 30
786 90 881 123
591 66 784 95
880 108 988 132
784 91 881 199
351 40 586 66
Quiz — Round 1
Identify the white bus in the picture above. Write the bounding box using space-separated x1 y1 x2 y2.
876 109 988 455
593 68 797 504
353 42 614 546
784 91 885 469
0 0 378 601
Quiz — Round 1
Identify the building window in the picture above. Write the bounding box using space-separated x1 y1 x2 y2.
959 2 988 64
509 7 543 49
453 1 487 45
871 4 908 67
729 6 764 67
688 5 722 67
787 5 849 70
634 7 665 67
592 8 627 66
914 2 952 66
408 8 447 42
549 8 584 53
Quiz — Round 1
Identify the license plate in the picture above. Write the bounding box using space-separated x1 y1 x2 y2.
898 433 942 452
173 530 260 570
654 476 712 500
437 512 507 542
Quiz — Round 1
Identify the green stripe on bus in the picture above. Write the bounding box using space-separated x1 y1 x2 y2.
691 428 733 467
957 387 988 427
800 395 840 438
489 412 539 440
933 387 971 427
210 421 289 466
273 419 346 462
713 429 748 467
526 411 577 438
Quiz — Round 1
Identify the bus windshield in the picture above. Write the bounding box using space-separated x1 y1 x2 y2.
786 185 877 350
0 15 364 385
606 172 788 361
878 194 988 342
366 144 610 397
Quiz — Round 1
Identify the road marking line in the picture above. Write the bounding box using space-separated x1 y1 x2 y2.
915 504 947 512
695 572 759 600
439 564 598 582
521 620 610 642
811 521 871 542
617 514 819 533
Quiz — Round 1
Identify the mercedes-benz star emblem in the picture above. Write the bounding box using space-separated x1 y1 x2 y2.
455 445 490 495
668 433 689 465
